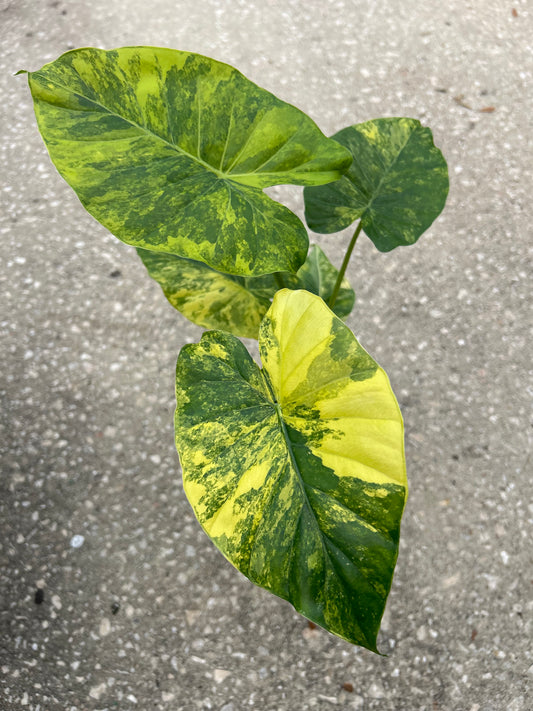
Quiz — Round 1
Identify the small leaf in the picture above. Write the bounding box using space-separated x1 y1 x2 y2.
304 118 449 251
175 290 407 650
292 245 355 318
139 244 355 338
25 47 352 276
137 248 272 339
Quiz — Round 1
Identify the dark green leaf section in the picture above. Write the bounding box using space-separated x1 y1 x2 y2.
25 46 352 275
175 290 407 650
304 118 449 251
138 244 355 338
282 423 404 646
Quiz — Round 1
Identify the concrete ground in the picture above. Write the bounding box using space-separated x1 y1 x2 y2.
1 1 532 709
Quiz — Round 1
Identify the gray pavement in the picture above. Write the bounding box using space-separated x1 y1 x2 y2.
1 1 532 709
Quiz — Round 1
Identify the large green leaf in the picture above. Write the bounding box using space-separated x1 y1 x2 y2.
175 289 406 650
304 118 449 251
23 47 352 276
138 244 355 338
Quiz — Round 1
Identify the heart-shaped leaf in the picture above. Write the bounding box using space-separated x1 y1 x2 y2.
304 118 449 251
138 245 355 338
24 47 352 275
175 289 407 650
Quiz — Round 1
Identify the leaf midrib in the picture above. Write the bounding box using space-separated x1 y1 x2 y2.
261 369 348 598
261 370 314 506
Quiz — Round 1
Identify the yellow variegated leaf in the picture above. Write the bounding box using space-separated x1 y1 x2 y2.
175 290 407 651
23 47 352 276
137 248 271 339
138 244 355 339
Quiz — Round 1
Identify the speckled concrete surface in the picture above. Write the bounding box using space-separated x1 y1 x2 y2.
1 1 532 710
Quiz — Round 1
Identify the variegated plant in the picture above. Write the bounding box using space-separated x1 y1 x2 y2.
21 46 448 652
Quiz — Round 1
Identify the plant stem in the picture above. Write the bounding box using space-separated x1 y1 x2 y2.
328 220 363 309
274 272 286 290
